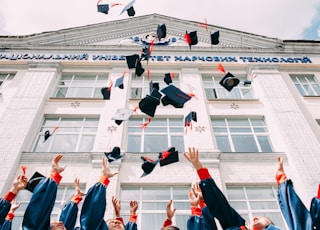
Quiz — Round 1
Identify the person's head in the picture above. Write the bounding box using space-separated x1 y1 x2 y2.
106 218 125 230
248 216 274 230
161 226 180 230
50 221 66 230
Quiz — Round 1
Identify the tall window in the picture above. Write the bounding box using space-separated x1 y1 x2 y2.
202 74 253 99
212 118 273 153
0 73 15 90
227 185 287 229
120 186 190 230
33 117 99 152
13 184 86 230
127 118 184 152
290 74 320 96
130 74 179 99
55 73 108 98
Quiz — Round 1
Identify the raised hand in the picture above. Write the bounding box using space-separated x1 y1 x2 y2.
51 154 66 174
11 175 28 194
183 147 203 170
112 196 121 217
166 199 177 221
188 189 200 207
276 156 285 176
101 157 118 178
130 200 138 215
74 178 85 197
191 182 203 201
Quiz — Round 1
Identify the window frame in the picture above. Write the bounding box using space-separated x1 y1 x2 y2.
32 116 99 152
290 74 320 96
0 73 15 90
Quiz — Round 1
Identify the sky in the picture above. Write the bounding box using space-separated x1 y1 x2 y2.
0 0 320 40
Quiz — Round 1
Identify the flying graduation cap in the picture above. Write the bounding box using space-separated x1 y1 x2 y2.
210 30 220 45
97 0 109 14
104 146 124 163
219 72 240 92
115 76 124 89
184 31 198 50
157 24 167 41
101 81 112 100
161 85 192 108
44 126 59 142
112 109 133 125
25 171 45 193
185 111 197 127
126 54 145 77
139 88 162 117
149 81 159 94
164 73 173 85
120 0 136 17
140 156 159 177
159 147 179 167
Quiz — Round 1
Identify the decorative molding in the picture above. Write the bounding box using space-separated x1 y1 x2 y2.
230 102 239 109
195 125 206 133
107 125 117 132
71 101 80 108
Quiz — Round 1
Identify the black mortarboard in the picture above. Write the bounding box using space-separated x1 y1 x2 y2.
161 85 191 108
104 147 123 163
185 111 197 127
157 24 167 41
184 31 198 49
120 0 136 17
126 54 145 77
219 72 240 92
149 81 159 94
159 147 179 167
44 130 51 142
115 76 124 89
25 171 45 193
210 30 220 45
140 156 159 177
101 87 111 100
243 80 252 86
138 89 162 117
97 4 109 14
164 73 173 85
140 46 151 63
111 109 133 125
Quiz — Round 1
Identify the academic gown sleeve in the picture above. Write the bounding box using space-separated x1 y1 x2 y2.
59 200 79 230
277 179 313 230
310 196 320 229
198 168 245 229
0 198 12 226
22 176 60 230
80 181 108 230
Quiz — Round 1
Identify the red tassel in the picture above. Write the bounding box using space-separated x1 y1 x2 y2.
107 80 113 91
21 165 26 175
317 184 320 199
111 3 122 7
133 106 139 113
140 118 151 129
217 63 226 73
161 150 170 160
147 69 150 80
184 34 191 44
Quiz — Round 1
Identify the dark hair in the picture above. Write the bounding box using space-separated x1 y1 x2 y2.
161 226 180 230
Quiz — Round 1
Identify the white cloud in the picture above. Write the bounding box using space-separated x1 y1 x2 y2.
1 0 320 39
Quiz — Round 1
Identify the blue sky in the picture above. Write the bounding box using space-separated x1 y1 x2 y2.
0 0 319 40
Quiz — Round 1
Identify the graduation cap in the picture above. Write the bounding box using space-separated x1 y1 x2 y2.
159 147 179 167
120 0 136 17
139 89 162 117
164 73 173 85
149 81 159 94
112 108 133 125
184 31 198 49
140 156 159 177
185 111 197 127
101 87 111 100
161 85 192 108
104 147 123 163
115 76 124 89
25 171 45 193
140 46 151 64
210 30 220 45
43 126 59 142
243 80 252 86
157 24 167 41
219 72 240 92
97 4 109 14
125 54 145 77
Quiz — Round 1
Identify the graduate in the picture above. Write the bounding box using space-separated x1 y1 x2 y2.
276 156 320 230
184 147 282 230
161 199 180 230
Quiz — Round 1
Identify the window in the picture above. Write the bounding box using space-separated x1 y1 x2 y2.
0 73 15 90
227 185 287 229
127 118 185 152
202 74 253 99
55 73 108 98
13 184 86 230
120 186 190 230
212 118 273 153
130 73 179 99
33 117 99 152
290 74 320 96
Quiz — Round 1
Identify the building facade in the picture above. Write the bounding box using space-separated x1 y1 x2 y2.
0 14 320 229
